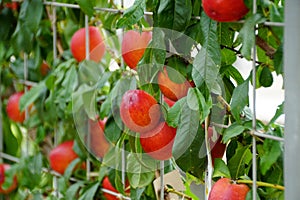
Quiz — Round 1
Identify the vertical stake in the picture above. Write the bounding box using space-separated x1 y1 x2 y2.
84 14 91 181
52 2 59 198
160 161 164 200
252 0 258 199
284 0 300 199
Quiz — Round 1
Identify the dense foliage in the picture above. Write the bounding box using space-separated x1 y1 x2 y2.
0 0 284 199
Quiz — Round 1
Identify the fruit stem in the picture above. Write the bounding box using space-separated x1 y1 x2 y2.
217 95 231 113
165 186 192 200
236 179 285 191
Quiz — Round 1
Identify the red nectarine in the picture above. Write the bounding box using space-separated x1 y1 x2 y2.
6 92 25 123
102 176 130 200
0 164 17 194
140 121 176 160
70 26 106 62
49 140 79 174
120 89 162 133
157 66 193 101
202 0 249 22
121 30 152 69
87 118 110 158
208 178 250 200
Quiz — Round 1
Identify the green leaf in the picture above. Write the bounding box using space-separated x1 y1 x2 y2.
212 159 231 178
259 67 273 87
192 12 221 94
259 139 282 175
187 88 212 122
222 123 245 143
66 182 84 200
11 0 43 52
174 125 207 178
172 100 200 159
117 0 146 28
166 97 186 127
0 8 15 41
19 82 46 111
126 153 155 188
78 182 100 200
61 66 78 98
76 0 95 17
105 117 122 144
156 0 192 31
274 44 283 75
268 102 284 125
78 60 105 85
237 14 266 60
228 145 252 179
230 79 249 122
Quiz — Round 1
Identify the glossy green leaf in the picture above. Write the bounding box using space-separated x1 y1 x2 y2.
237 14 266 60
172 100 200 159
126 153 155 188
11 0 43 52
19 82 46 111
174 125 207 178
223 123 246 143
78 182 100 200
104 117 122 144
269 102 284 125
76 0 95 17
228 145 252 179
212 159 231 178
259 139 282 175
192 12 221 94
66 182 85 200
117 0 146 28
156 0 192 31
230 79 249 122
259 67 273 87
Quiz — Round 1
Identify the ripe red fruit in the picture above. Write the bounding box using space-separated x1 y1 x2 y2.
202 0 249 22
121 30 152 69
4 2 19 11
163 96 175 107
157 66 193 101
208 178 250 200
140 121 177 160
102 176 130 200
70 26 106 62
120 90 162 133
49 140 79 174
0 164 17 194
6 92 25 123
40 61 50 76
87 118 110 158
207 127 226 166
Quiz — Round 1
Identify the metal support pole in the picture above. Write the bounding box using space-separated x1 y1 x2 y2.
251 0 258 199
284 0 300 199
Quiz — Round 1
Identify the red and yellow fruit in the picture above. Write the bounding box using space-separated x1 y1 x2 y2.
121 30 152 69
208 178 250 200
202 0 249 22
140 121 177 160
120 89 162 133
70 26 106 62
102 176 130 200
0 164 18 194
49 140 81 174
40 60 51 76
207 126 226 166
6 92 25 123
88 117 110 158
157 66 193 101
